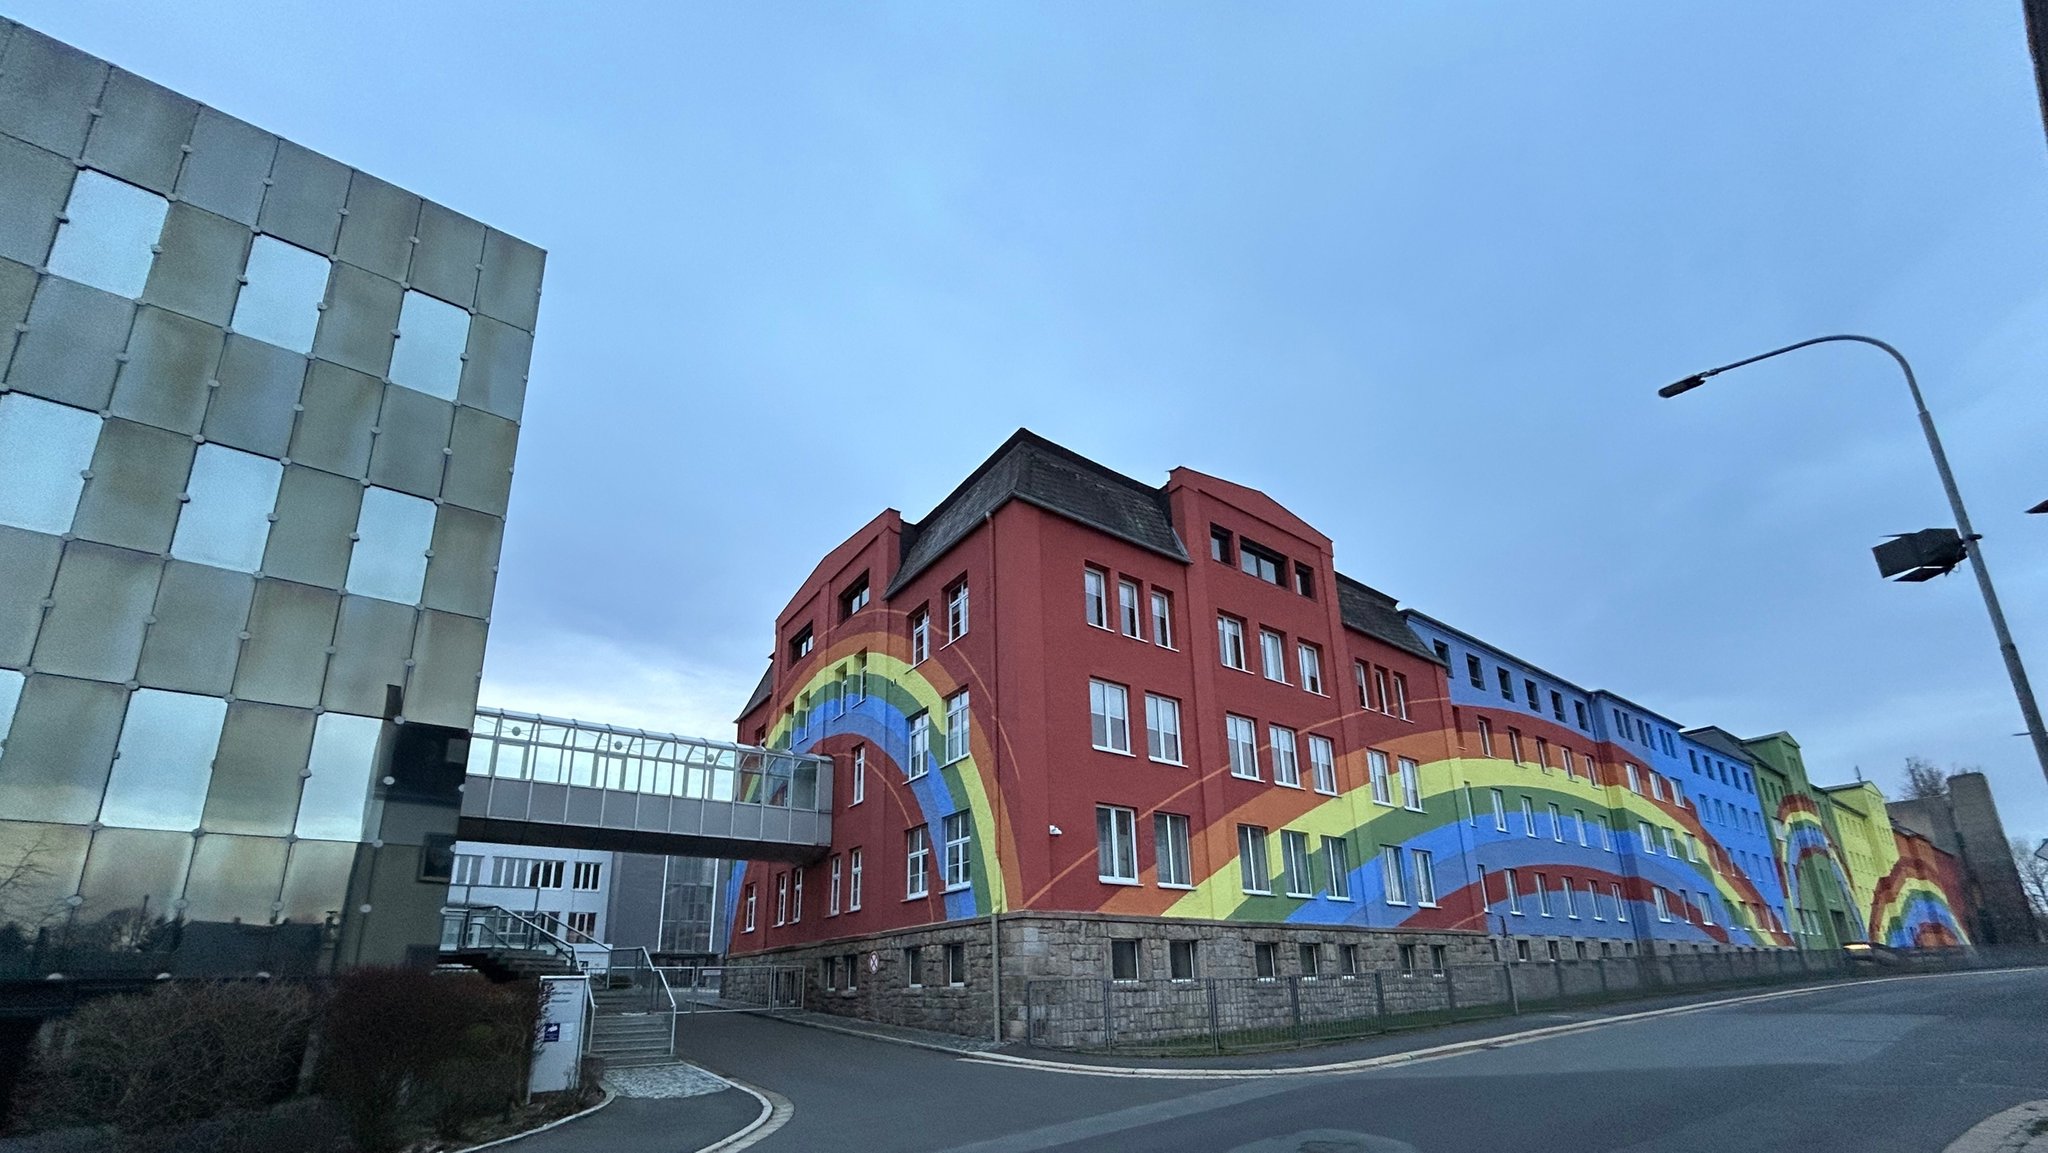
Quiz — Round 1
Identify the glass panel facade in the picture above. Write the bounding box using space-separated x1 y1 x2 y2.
295 713 382 842
45 169 168 298
346 486 435 604
230 235 329 354
170 444 283 573
388 289 470 400
0 393 101 535
100 688 227 830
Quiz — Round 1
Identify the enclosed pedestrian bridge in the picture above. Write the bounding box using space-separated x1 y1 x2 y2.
458 707 832 862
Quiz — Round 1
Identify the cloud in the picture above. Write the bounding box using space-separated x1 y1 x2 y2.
478 626 760 742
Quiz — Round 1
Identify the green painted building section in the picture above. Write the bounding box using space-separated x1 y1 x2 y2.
1742 732 1863 950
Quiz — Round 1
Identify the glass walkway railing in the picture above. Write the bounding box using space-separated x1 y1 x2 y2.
467 708 833 813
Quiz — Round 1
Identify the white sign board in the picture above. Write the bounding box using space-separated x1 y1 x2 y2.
531 974 589 1095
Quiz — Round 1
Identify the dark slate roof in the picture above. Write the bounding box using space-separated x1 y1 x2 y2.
1682 725 1758 765
735 664 773 724
885 429 1188 597
1336 574 1439 662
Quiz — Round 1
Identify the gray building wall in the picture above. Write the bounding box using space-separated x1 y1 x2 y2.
0 20 541 983
604 855 729 960
1889 773 2039 945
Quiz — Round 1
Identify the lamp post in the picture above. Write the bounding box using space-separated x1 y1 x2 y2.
1659 334 2048 789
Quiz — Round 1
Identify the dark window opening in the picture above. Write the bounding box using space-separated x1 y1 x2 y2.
1111 938 1140 981
1497 668 1513 700
1239 540 1285 585
1210 526 1234 564
1293 562 1315 599
1524 679 1539 709
1466 654 1484 688
841 575 871 619
789 624 814 660
1254 941 1279 978
1433 641 1451 667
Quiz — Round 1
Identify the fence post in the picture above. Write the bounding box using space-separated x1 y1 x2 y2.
1373 970 1387 1021
1504 964 1519 1015
1207 978 1221 1055
1101 979 1114 1051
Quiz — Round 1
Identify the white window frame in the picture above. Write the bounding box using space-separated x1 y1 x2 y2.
792 869 803 921
1504 868 1523 915
851 745 866 805
1534 871 1552 917
1477 717 1495 757
1298 643 1324 694
1381 845 1408 905
1097 805 1138 884
1400 756 1423 811
775 872 789 925
1084 567 1109 629
1150 589 1173 648
1218 615 1248 671
942 812 972 891
1373 666 1392 715
1613 882 1628 922
1226 714 1260 780
1574 809 1588 847
1118 578 1142 638
1238 824 1271 894
911 609 930 664
1411 848 1437 906
1281 830 1314 897
906 826 931 899
1090 679 1132 755
1369 750 1393 806
1597 816 1613 851
1325 836 1352 901
1155 812 1192 888
1588 879 1603 921
744 883 757 932
1522 796 1538 838
829 855 843 915
944 689 971 764
849 848 864 910
1271 725 1301 788
947 581 969 642
908 712 931 779
1639 820 1657 854
1259 628 1288 682
1491 788 1508 831
1549 802 1565 842
1654 887 1672 922
1390 672 1409 720
1308 735 1337 795
1562 877 1578 919
1145 693 1183 764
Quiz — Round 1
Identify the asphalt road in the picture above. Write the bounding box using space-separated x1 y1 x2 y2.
674 967 2048 1153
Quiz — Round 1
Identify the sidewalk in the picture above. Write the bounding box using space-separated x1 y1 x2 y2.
482 1065 762 1153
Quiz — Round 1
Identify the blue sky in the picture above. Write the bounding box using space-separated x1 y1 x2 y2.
17 2 2048 839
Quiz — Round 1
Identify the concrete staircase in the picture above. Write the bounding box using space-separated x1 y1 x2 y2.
587 984 677 1068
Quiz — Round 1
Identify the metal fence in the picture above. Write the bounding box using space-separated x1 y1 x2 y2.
1022 945 2039 1055
659 965 807 1014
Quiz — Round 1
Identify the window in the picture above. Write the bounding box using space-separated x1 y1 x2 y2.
841 575 871 618
1477 717 1495 757
945 690 971 763
1517 940 1532 961
1535 737 1550 771
743 884 756 932
904 946 923 987
1490 788 1508 831
1651 774 1667 801
451 854 483 886
1466 654 1484 687
1626 764 1642 793
1357 661 1374 710
851 652 869 703
1504 868 1523 914
1089 680 1131 754
1097 805 1138 883
1298 643 1324 694
1382 846 1408 905
1525 679 1540 710
1464 782 1477 827
1497 668 1513 700
1431 944 1448 975
1150 590 1173 647
1549 802 1565 842
1117 579 1141 638
1639 820 1657 854
572 861 602 891
0 394 100 535
1325 837 1352 900
946 943 967 986
1084 568 1109 628
1390 673 1409 720
1368 750 1393 805
775 873 789 924
1399 944 1417 976
1508 728 1525 764
1226 715 1259 779
1400 757 1423 811
1238 825 1271 893
849 849 863 910
1534 872 1552 917
1562 877 1578 919
49 169 169 297
1597 816 1613 851
1574 701 1589 729
1254 941 1279 978
1293 562 1315 598
1522 796 1538 838
829 855 843 915
1550 691 1565 722
1218 615 1248 670
789 625 814 660
568 911 597 937
1145 694 1183 763
1281 830 1314 896
1587 879 1603 920
792 869 803 921
947 581 969 641
1308 735 1337 794
1239 540 1284 584
1210 526 1234 564
906 826 930 898
911 609 930 663
1613 883 1628 922
1662 827 1680 858
1170 939 1198 980
1411 849 1437 906
908 712 931 779
175 445 285 575
1110 939 1140 981
1271 725 1301 787
1654 887 1672 922
1299 943 1322 978
1373 667 1392 714
1259 629 1288 682
1686 833 1701 863
943 812 972 890
1340 944 1362 976
234 235 332 354
851 746 866 805
1155 813 1192 887
1574 809 1588 847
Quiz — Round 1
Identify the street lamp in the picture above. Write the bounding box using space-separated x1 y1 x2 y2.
1658 334 2048 789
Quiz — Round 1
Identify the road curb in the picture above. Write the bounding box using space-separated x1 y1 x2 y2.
452 1088 615 1151
1943 1100 2048 1152
689 1070 792 1153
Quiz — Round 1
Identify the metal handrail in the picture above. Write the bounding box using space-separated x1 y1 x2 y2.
440 905 615 974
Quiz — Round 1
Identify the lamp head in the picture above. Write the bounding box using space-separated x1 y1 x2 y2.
1658 374 1708 399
